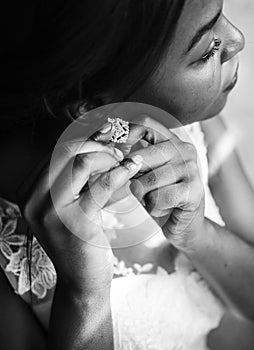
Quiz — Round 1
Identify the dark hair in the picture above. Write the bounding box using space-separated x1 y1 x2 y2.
1 0 186 122
2 0 186 303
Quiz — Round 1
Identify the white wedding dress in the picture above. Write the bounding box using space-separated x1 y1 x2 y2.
0 122 225 350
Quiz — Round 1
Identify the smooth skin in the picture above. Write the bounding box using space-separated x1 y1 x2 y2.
202 115 254 245
128 0 244 124
0 0 254 349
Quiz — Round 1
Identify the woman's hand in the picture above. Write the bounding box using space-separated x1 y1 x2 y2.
121 116 205 252
15 125 143 294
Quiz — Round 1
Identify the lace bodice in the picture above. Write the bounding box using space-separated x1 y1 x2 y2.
0 122 225 349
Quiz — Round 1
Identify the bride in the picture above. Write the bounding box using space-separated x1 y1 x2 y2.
1 0 254 349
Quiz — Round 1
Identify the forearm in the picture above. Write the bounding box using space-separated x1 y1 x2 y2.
47 280 114 350
201 116 254 243
209 150 254 244
186 218 254 321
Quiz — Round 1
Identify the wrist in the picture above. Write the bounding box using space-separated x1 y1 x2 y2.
56 276 112 301
183 218 215 258
173 217 208 255
49 276 113 350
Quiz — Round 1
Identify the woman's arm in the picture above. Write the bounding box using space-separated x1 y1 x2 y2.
47 280 113 350
0 268 114 350
185 218 254 322
201 116 254 244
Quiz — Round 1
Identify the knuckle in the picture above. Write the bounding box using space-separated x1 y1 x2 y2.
164 188 177 207
186 159 199 178
137 115 153 127
98 172 112 191
145 192 157 211
183 142 197 159
74 153 92 170
146 171 158 187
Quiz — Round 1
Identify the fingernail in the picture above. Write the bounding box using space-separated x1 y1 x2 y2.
131 155 143 164
122 155 143 173
125 161 139 172
114 148 124 161
99 122 112 134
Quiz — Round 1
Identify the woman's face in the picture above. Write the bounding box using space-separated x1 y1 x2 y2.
128 0 245 125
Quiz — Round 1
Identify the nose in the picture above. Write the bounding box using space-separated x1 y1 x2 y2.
221 19 245 63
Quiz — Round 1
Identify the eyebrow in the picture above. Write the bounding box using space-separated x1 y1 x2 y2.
186 9 222 54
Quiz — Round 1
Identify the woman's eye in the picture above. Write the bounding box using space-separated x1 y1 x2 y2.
199 38 222 64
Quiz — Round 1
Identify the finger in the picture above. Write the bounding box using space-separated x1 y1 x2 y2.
89 121 115 143
50 152 121 206
18 141 124 209
129 137 198 181
145 179 203 212
50 140 123 184
118 115 180 156
80 155 143 214
143 180 204 240
151 208 173 218
130 162 182 202
144 183 189 214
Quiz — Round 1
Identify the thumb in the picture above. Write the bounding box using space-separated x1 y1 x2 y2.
81 155 143 213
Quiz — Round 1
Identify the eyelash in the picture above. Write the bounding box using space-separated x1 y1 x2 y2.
200 38 222 64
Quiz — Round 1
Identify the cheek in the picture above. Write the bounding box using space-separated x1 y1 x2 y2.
169 63 222 117
128 60 224 124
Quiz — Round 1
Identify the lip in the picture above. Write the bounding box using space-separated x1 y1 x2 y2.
223 66 239 93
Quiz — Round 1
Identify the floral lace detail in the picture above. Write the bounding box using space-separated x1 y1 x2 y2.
113 256 168 277
0 198 57 299
113 257 135 277
0 216 24 259
5 238 57 299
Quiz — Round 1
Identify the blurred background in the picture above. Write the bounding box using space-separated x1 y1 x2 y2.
224 0 254 185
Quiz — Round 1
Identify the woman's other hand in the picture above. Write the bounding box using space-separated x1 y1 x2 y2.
125 116 205 252
15 124 143 294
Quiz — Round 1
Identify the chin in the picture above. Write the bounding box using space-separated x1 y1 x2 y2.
189 93 229 124
207 93 229 119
